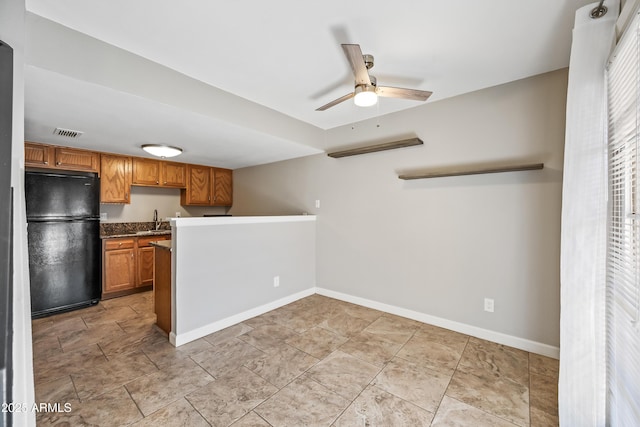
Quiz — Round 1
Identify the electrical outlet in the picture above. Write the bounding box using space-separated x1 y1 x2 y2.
273 276 280 288
484 298 494 313
315 199 320 209
175 212 181 218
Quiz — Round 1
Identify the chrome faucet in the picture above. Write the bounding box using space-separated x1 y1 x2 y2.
153 209 160 230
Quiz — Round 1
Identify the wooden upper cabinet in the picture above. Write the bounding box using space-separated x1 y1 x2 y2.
181 165 233 206
181 164 212 205
132 158 186 188
132 158 161 186
54 147 100 172
213 168 233 206
100 154 132 204
25 142 99 173
161 161 186 187
25 142 53 167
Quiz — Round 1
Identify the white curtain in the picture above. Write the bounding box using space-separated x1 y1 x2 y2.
560 1 618 426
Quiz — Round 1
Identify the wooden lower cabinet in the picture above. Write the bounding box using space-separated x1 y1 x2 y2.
103 239 136 295
102 235 170 298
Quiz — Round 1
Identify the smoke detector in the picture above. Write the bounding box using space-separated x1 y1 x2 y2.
53 127 83 138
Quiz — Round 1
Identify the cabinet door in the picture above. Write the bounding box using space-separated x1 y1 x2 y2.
103 248 136 293
132 158 161 186
54 147 100 172
24 142 53 167
100 154 132 204
181 164 212 205
161 161 186 187
213 168 233 206
137 246 155 287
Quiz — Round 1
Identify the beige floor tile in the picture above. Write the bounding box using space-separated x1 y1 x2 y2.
530 406 559 427
31 291 546 426
529 373 558 417
72 350 158 401
230 411 272 426
334 384 435 427
305 350 381 400
244 343 318 388
458 337 529 385
363 315 417 344
416 324 470 352
373 357 451 412
32 335 61 355
432 396 519 426
187 367 278 427
130 398 210 427
32 316 87 342
446 363 529 426
98 325 167 359
396 332 466 374
338 331 403 366
192 338 265 378
126 358 214 416
318 312 372 337
204 322 254 346
341 303 384 322
529 353 559 378
238 323 299 351
285 326 348 359
57 321 125 351
82 305 139 328
33 343 107 384
254 376 349 427
37 386 143 427
34 375 78 407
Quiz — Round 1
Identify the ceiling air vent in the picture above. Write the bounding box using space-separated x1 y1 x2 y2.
53 127 83 138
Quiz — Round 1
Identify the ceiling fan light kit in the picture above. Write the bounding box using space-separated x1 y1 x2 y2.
141 144 183 158
316 44 432 111
354 85 378 107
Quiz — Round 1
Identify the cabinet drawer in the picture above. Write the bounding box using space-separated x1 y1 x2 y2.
137 235 170 247
104 239 135 251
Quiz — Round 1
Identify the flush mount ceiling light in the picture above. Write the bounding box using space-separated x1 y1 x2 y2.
141 144 183 158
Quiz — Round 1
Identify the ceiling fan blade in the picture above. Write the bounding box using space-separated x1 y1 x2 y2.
342 44 371 86
316 92 355 111
376 86 433 102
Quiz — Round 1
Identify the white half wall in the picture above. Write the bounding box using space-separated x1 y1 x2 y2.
231 69 567 349
171 216 316 345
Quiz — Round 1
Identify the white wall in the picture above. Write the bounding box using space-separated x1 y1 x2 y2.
231 69 567 352
100 186 228 223
2 0 36 425
171 217 316 345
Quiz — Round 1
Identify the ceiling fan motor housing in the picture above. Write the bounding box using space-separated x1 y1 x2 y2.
363 54 374 69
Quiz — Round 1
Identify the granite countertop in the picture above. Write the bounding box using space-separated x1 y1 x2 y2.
100 221 172 239
150 240 172 251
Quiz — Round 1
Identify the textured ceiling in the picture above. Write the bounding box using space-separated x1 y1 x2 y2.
23 0 593 168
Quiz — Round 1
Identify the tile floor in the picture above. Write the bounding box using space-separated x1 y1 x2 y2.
31 292 559 426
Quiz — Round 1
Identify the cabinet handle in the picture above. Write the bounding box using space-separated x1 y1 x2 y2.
56 161 61 165
44 161 48 165
131 252 133 259
156 181 159 184
164 181 167 185
119 242 122 246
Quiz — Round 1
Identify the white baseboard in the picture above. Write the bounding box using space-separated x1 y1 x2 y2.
316 287 560 359
171 287 316 347
170 285 559 359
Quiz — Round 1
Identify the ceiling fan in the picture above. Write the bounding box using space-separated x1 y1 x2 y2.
316 44 433 111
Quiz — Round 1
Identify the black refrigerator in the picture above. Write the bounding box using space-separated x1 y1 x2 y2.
26 171 102 318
